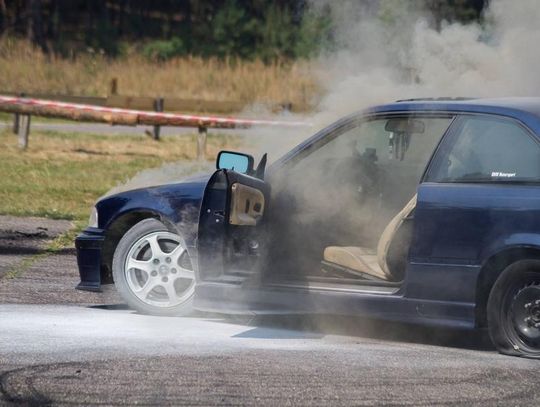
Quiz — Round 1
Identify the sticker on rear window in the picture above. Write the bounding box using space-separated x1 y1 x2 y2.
491 171 516 178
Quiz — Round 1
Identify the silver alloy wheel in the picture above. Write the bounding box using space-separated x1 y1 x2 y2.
124 231 194 308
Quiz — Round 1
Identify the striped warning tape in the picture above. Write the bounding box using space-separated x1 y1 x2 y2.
0 95 310 129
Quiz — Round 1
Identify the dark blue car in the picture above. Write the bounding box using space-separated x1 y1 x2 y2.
76 97 540 358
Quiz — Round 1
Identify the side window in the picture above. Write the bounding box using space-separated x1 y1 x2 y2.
290 116 452 186
427 116 540 183
275 115 452 219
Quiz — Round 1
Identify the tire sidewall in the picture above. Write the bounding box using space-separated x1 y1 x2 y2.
487 259 540 358
112 218 194 317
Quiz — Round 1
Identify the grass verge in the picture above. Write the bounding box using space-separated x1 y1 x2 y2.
0 128 240 221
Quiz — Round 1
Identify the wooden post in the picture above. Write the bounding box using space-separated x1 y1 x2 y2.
13 91 23 134
110 78 118 95
281 102 292 113
18 114 31 149
12 112 19 134
153 97 164 140
197 126 207 161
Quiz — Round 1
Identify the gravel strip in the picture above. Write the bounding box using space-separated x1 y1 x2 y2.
0 215 121 305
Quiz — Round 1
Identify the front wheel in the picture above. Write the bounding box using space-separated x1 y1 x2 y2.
112 218 195 316
487 260 540 358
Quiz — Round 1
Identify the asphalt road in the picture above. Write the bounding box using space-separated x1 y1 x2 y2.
2 304 539 406
1 216 539 406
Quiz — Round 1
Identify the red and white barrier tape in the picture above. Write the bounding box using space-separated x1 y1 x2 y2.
0 95 310 129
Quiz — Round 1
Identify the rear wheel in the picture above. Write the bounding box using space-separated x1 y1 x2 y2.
487 260 540 358
112 218 195 316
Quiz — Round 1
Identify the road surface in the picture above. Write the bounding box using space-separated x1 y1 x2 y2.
0 216 538 406
2 304 539 406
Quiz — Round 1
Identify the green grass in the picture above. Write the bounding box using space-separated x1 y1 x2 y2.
0 154 157 219
0 129 240 221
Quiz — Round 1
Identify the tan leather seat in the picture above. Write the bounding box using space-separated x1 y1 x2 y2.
323 194 417 281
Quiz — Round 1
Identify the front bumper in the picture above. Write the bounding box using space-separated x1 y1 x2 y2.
75 227 105 292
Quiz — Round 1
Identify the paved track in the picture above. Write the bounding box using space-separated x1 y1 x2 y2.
0 216 539 406
1 304 539 406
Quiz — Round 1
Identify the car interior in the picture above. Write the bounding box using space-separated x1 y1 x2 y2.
321 193 416 282
262 115 453 289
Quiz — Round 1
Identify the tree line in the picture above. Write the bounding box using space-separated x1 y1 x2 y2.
0 0 486 61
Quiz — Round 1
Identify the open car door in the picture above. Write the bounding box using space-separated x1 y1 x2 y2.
196 167 270 288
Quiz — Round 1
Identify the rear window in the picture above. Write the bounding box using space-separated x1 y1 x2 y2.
427 116 540 183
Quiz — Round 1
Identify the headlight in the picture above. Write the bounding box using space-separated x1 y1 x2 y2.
88 207 98 228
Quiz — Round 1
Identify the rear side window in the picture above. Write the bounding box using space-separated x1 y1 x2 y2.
427 116 540 183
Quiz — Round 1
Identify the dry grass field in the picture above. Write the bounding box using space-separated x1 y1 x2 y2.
0 39 319 109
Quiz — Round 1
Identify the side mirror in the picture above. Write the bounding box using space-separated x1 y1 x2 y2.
216 151 254 174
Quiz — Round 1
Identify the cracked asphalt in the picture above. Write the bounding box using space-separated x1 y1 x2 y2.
0 216 539 406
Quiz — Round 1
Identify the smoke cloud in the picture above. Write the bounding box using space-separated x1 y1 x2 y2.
105 161 214 196
113 0 540 191
217 0 540 164
310 0 540 125
250 0 540 284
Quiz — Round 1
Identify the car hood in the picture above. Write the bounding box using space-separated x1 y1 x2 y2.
98 173 212 203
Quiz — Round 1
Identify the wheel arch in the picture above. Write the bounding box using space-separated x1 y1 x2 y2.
100 210 176 284
475 246 540 327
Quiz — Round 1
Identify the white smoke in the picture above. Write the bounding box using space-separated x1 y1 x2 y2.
105 161 213 196
113 0 540 193
312 0 540 124
222 0 540 161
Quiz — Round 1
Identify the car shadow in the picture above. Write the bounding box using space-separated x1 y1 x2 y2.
88 304 131 310
224 314 495 352
85 305 494 352
232 327 324 340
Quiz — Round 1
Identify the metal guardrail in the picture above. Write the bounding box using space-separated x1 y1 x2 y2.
0 94 310 160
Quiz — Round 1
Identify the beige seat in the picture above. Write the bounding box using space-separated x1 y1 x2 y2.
323 194 417 281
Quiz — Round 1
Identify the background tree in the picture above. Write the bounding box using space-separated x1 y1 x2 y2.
0 0 487 60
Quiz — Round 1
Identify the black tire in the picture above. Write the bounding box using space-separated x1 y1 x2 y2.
112 218 195 316
487 260 540 358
